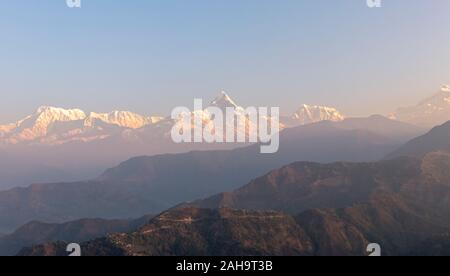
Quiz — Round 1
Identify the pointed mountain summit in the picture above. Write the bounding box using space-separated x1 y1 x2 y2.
209 91 239 109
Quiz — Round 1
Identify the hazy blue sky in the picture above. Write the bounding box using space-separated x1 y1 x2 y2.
1 0 450 123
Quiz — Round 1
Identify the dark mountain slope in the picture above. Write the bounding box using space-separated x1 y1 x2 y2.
386 121 450 159
19 208 315 256
20 152 450 256
185 157 422 214
0 214 153 256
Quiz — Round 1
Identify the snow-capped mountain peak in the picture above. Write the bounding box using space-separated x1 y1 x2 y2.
209 91 239 109
0 106 88 143
287 104 344 126
25 106 87 136
34 106 87 123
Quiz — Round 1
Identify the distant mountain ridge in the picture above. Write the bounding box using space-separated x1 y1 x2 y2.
390 85 450 128
334 114 425 143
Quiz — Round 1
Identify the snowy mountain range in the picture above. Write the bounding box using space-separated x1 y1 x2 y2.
390 85 450 128
0 92 344 146
0 106 163 145
2 85 449 151
282 104 344 127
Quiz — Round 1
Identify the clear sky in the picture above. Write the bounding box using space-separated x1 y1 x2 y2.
1 0 450 123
